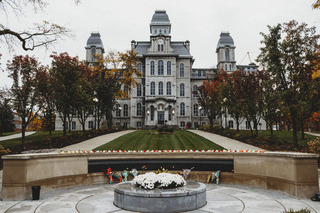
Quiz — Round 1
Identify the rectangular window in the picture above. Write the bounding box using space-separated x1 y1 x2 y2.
151 107 154 121
246 121 250 130
88 121 93 129
72 121 76 130
124 105 128 117
180 121 186 128
201 109 205 116
228 120 234 129
116 104 120 117
137 121 142 128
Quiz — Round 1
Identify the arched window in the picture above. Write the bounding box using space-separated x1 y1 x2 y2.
137 103 142 116
150 82 155 95
150 105 155 121
180 63 184 77
138 63 142 73
168 105 172 121
158 82 163 95
124 104 128 117
166 82 171 95
180 83 185 97
180 103 185 116
116 104 120 117
225 64 228 71
229 64 232 71
193 85 197 97
225 49 230 61
167 61 171 75
137 83 142 96
194 104 198 116
150 61 155 75
158 60 164 75
158 44 163 51
91 48 96 62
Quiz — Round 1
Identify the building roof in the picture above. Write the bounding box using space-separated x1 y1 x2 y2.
151 10 170 23
217 32 235 49
134 41 191 57
85 32 104 49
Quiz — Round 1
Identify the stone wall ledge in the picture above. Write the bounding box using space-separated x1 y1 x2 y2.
2 151 318 160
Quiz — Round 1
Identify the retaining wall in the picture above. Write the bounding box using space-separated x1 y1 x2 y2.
1 152 318 200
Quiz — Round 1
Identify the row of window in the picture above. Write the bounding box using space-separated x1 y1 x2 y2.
138 61 185 77
227 120 261 130
115 104 129 117
136 83 198 98
180 121 206 128
193 104 205 116
149 82 173 95
225 64 232 71
150 82 190 96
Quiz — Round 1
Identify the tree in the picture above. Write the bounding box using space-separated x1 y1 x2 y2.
312 0 320 9
228 71 246 133
50 52 82 135
7 55 44 149
241 71 265 136
0 0 79 51
197 71 229 129
0 89 14 135
258 20 320 147
91 50 142 129
74 62 93 132
260 73 280 136
37 65 56 135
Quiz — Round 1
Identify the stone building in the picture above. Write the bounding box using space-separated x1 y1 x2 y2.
55 10 266 131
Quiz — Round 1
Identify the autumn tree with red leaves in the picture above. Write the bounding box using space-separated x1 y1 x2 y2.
258 20 320 147
50 52 84 135
7 55 45 149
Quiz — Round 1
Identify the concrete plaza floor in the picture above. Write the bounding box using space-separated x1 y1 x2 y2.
1 130 320 212
1 183 320 213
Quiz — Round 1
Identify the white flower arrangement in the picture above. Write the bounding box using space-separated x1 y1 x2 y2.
131 172 186 190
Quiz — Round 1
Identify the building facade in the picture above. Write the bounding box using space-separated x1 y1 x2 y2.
55 10 266 131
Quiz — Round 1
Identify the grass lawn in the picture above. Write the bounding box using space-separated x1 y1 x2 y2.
0 131 69 150
256 130 316 146
0 132 20 137
94 130 225 151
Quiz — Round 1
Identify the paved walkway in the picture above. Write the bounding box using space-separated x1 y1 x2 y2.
0 131 36 141
52 130 136 152
0 183 319 212
306 132 320 137
189 130 264 150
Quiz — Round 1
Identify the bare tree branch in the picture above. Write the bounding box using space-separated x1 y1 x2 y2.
0 0 79 51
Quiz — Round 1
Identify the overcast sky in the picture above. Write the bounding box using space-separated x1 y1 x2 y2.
0 0 319 88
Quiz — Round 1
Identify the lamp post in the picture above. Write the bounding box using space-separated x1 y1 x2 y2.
93 98 98 130
172 109 175 125
199 106 202 128
119 106 122 129
223 98 227 129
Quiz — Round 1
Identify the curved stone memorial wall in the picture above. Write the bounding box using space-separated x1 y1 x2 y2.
1 151 318 200
114 181 206 212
